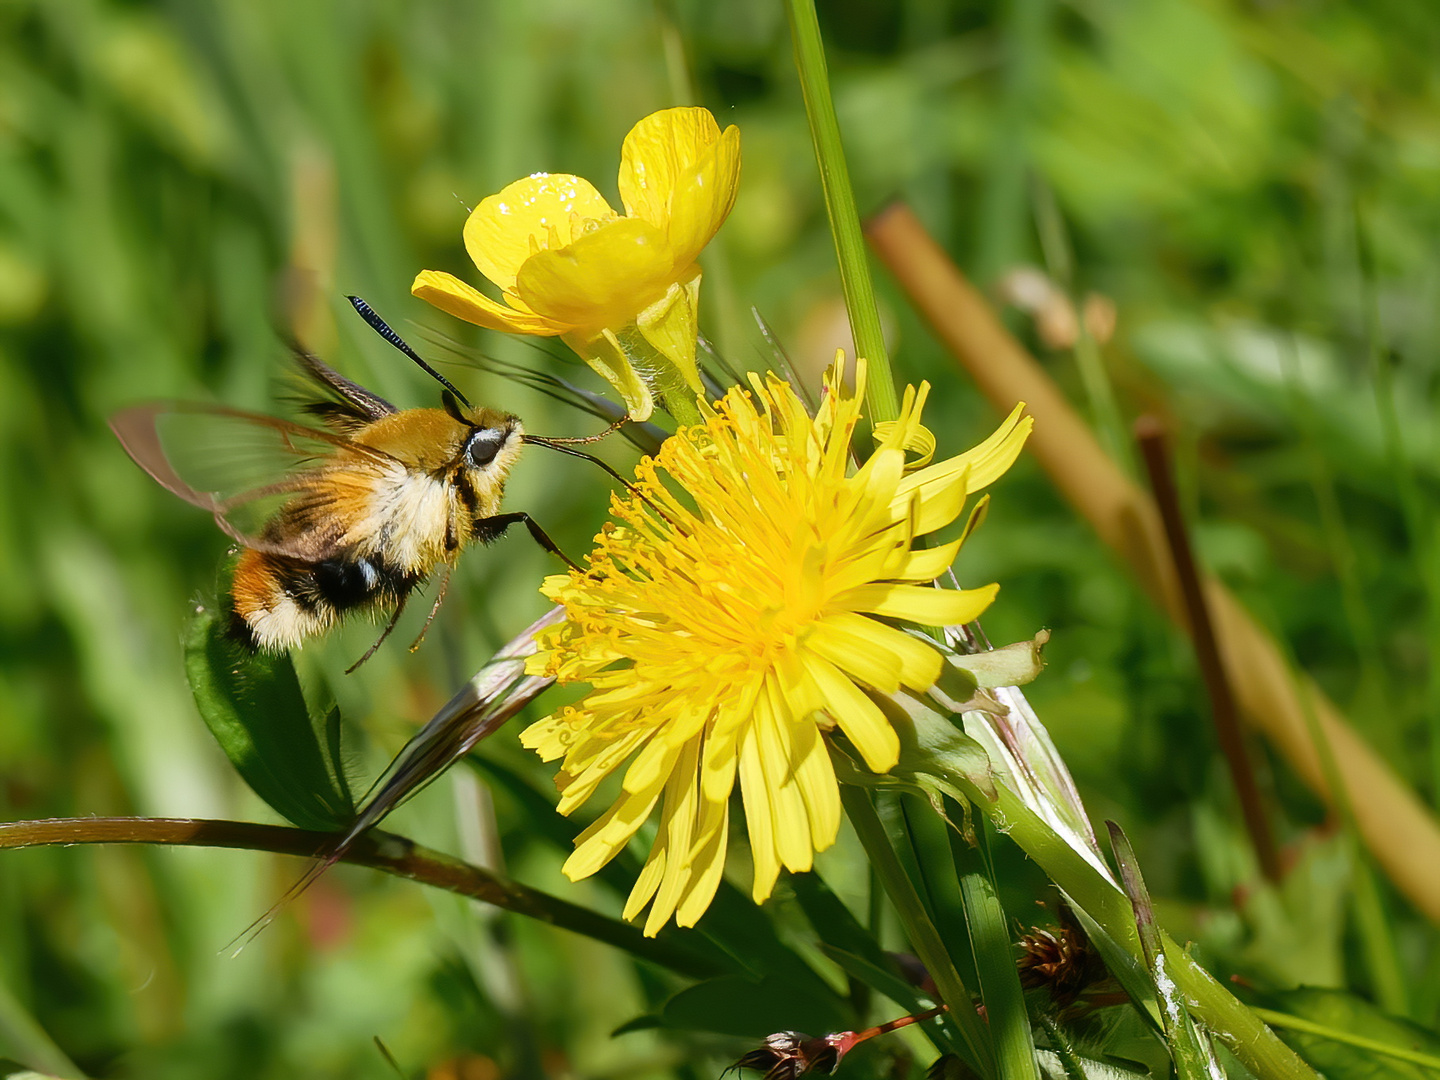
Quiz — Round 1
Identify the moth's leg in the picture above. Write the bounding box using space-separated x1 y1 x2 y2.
474 511 580 572
346 590 411 674
408 562 455 653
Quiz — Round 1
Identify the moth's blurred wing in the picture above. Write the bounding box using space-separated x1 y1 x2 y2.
110 402 395 557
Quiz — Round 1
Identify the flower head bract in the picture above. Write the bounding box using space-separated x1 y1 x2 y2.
412 107 740 422
522 357 1032 934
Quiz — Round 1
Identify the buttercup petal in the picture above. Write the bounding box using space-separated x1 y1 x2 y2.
411 269 567 335
664 124 742 269
514 217 674 328
618 107 723 228
464 173 615 293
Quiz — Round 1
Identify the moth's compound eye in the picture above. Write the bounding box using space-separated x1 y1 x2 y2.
465 427 506 468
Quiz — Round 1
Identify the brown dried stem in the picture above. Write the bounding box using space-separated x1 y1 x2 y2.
1135 416 1282 881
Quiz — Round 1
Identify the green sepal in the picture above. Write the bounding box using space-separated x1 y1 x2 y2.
835 691 996 822
944 631 1049 691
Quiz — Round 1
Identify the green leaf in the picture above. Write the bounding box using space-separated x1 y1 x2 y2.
472 755 835 993
184 602 354 831
790 871 896 977
842 786 994 1075
1034 1049 1154 1080
955 821 1040 1080
819 946 977 1062
904 796 983 997
610 1014 664 1036
0 974 84 1079
820 946 933 1014
658 974 847 1038
1258 988 1440 1079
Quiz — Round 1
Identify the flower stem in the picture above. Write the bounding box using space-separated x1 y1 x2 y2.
784 0 897 423
661 390 702 427
842 786 994 1080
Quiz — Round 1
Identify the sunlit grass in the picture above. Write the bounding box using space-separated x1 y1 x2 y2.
2 0 1440 1076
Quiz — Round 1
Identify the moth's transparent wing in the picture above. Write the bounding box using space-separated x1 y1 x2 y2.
110 402 394 558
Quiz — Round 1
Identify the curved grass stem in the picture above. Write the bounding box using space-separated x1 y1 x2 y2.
0 817 723 980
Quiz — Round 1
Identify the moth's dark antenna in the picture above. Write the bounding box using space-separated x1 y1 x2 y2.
347 295 473 408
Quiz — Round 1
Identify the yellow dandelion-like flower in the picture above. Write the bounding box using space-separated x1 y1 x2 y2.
412 107 741 422
521 357 1032 935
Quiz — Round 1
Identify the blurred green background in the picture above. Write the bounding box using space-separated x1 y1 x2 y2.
3 0 1439 1076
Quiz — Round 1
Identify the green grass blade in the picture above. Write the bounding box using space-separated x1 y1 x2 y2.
1252 992 1440 1074
0 976 85 1079
784 0 896 422
953 820 1040 1080
842 784 994 1078
902 795 981 994
1108 822 1213 1080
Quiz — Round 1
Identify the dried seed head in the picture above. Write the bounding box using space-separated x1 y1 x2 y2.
729 1031 844 1080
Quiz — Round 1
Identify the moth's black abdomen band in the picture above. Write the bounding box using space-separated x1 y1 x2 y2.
313 557 380 608
226 607 262 653
307 556 420 616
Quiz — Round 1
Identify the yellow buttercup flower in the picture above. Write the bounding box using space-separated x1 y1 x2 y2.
413 107 741 422
521 357 1033 935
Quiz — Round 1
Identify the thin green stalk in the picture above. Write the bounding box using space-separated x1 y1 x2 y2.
953 820 1041 1080
902 796 980 990
975 0 1048 284
655 0 745 370
842 786 994 1079
1109 823 1211 1080
1356 206 1440 814
1033 180 1132 475
0 974 85 1079
1279 336 1391 739
784 0 897 423
1035 1016 1087 1080
655 0 694 109
1291 673 1409 1015
662 389 703 426
1161 940 1317 1080
1249 1007 1440 1070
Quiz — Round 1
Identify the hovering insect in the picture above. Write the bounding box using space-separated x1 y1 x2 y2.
113 297 618 666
